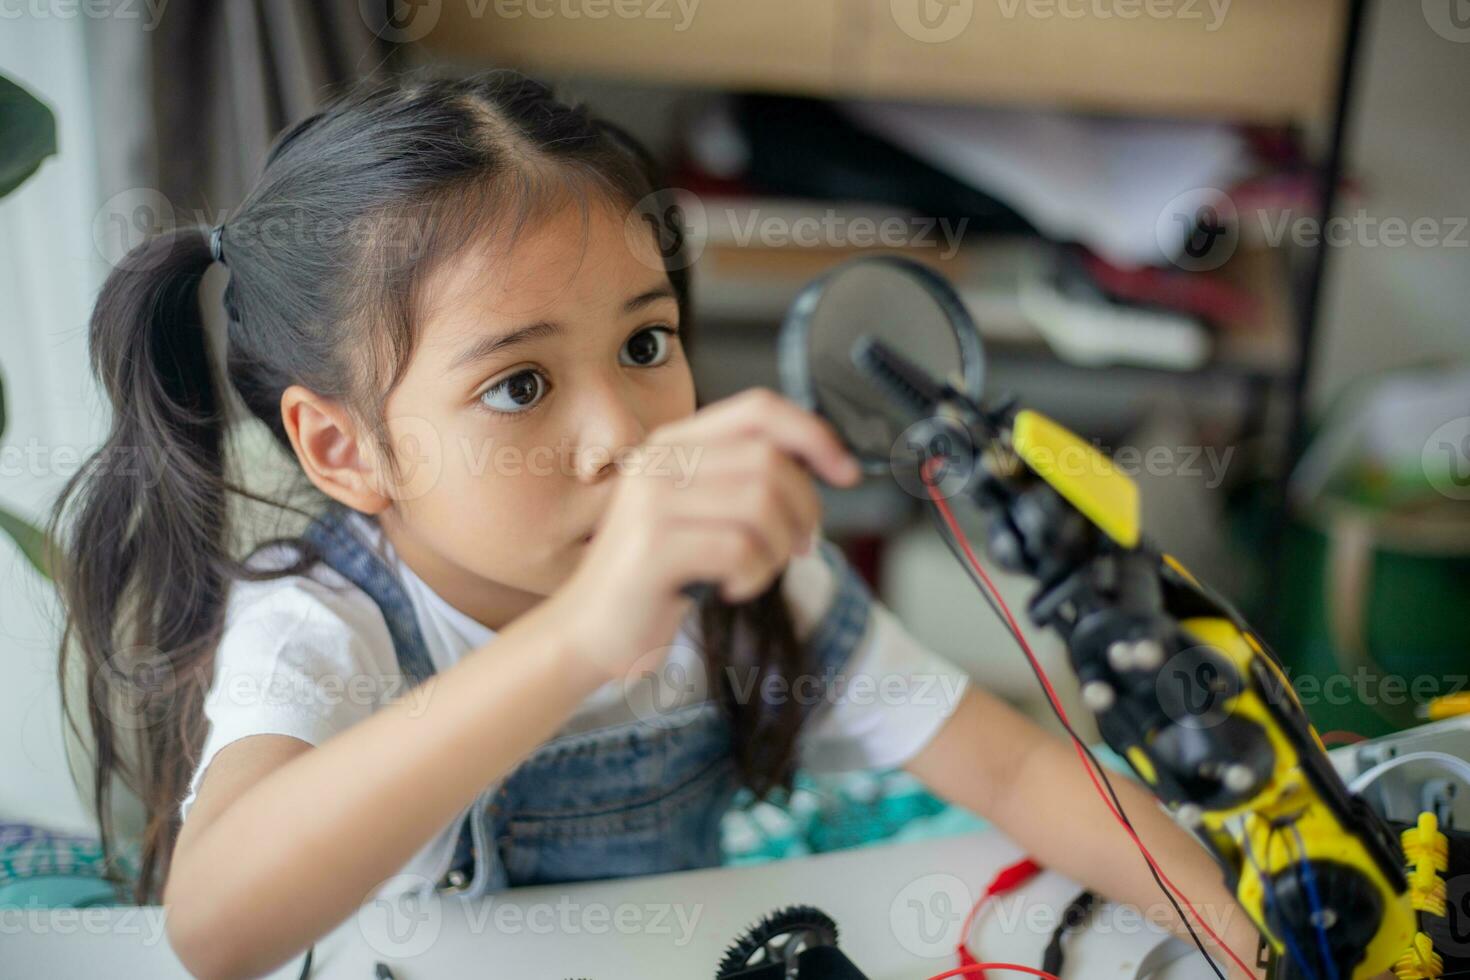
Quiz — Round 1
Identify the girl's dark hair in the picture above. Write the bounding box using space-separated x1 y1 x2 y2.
50 70 815 905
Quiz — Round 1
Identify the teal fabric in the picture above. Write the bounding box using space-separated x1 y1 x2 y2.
720 768 984 866
0 875 122 907
0 822 130 908
720 742 1136 865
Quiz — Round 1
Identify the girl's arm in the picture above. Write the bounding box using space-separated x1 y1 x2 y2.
163 588 608 980
904 685 1270 979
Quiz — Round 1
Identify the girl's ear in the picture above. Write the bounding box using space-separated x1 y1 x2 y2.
280 384 393 515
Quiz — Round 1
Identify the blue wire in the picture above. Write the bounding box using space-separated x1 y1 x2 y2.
1243 827 1320 980
1290 824 1340 980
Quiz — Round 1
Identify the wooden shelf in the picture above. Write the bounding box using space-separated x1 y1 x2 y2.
421 0 1345 124
691 234 1295 378
852 0 1344 122
424 0 849 96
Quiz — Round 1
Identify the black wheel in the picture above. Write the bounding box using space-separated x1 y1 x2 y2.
716 904 839 978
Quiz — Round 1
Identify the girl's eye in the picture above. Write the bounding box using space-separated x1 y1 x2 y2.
620 326 675 368
479 369 548 415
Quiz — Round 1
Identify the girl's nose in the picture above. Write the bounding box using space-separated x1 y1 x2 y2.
572 385 649 483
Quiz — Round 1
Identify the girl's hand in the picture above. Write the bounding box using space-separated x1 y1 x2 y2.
553 387 863 685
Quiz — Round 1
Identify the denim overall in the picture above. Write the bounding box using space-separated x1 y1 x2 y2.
299 501 874 896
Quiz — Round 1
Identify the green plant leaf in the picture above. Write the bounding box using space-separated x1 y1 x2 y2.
0 505 52 579
0 72 58 199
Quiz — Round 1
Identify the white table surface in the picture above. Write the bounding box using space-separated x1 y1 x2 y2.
4 827 1214 980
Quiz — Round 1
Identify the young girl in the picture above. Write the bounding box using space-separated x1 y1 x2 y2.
53 71 1264 979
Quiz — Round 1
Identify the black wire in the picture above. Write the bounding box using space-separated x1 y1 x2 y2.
1243 824 1320 980
922 498 1230 980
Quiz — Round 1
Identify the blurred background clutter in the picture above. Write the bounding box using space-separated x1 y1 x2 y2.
2 0 1468 896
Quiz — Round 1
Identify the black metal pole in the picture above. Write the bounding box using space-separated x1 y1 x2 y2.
1263 0 1372 648
1284 0 1373 469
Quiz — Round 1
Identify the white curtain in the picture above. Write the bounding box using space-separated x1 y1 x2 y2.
0 15 113 834
0 1 388 840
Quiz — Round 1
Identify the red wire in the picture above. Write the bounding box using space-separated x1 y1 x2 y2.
919 458 1256 980
925 964 1063 980
957 857 1044 976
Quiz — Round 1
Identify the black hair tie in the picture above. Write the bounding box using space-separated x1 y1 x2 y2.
209 224 226 265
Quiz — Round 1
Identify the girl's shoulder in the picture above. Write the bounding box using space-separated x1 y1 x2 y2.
177 541 404 826
216 539 401 680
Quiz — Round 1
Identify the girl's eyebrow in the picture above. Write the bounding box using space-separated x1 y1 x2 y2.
449 320 560 372
447 285 677 372
623 285 677 313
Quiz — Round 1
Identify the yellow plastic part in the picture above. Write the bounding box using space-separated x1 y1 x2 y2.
1404 812 1450 918
1393 933 1444 980
1126 745 1158 786
1180 616 1420 979
1161 553 1201 587
1409 863 1448 916
1423 692 1470 720
1011 410 1140 548
1403 813 1450 872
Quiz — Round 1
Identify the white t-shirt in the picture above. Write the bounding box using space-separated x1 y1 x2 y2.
178 510 970 892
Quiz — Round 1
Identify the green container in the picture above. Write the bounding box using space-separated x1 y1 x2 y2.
1273 500 1470 740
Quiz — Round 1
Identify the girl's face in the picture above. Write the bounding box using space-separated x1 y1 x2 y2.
366 195 695 630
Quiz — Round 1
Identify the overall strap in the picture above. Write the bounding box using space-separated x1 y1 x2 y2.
300 501 438 687
300 502 479 891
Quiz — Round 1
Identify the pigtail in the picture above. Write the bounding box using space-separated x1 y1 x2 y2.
49 227 232 904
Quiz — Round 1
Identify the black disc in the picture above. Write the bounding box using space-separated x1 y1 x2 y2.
716 904 840 978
